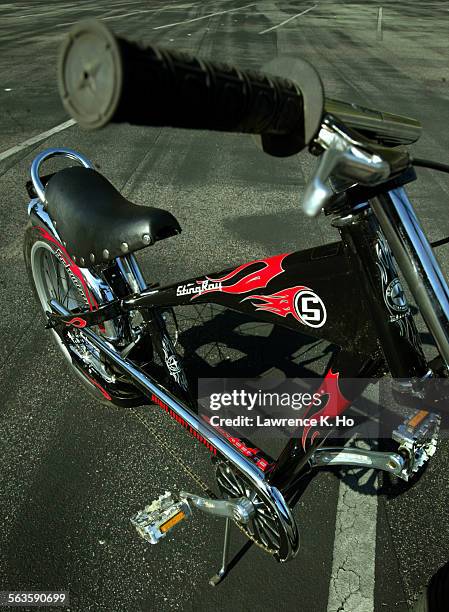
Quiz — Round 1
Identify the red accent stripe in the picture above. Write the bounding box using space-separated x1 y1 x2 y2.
82 372 112 401
301 368 351 450
150 393 217 455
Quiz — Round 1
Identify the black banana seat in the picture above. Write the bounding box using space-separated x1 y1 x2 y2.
45 166 181 267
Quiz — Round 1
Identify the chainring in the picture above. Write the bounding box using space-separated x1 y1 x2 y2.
215 460 284 556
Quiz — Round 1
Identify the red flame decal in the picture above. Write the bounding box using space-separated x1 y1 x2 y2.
191 253 289 298
301 369 351 450
244 285 309 323
65 317 87 328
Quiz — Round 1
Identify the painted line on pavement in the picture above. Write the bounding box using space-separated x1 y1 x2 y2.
153 2 255 30
327 387 379 612
259 5 317 34
104 9 163 21
327 462 378 611
0 119 76 163
55 3 200 28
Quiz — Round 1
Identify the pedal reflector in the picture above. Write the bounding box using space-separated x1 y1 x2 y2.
406 409 429 430
160 510 186 533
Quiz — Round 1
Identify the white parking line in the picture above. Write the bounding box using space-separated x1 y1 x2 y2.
327 466 378 611
327 386 379 612
12 5 117 20
153 2 255 30
0 119 76 163
258 5 317 34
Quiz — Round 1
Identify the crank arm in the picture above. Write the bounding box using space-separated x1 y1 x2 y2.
180 491 254 524
309 446 406 477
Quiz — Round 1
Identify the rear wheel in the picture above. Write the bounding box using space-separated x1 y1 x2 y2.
24 223 149 406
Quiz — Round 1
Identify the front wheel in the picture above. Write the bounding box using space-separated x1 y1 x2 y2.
23 223 149 407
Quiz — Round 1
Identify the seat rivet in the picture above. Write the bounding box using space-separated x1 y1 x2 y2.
63 241 67 247
121 242 129 253
80 257 85 266
90 253 95 263
103 249 109 259
142 234 151 245
72 255 76 262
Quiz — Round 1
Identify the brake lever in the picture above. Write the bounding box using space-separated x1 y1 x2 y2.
303 115 392 217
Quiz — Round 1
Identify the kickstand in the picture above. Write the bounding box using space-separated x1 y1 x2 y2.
209 518 253 586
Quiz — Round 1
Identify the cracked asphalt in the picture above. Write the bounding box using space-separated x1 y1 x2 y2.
1 1 449 611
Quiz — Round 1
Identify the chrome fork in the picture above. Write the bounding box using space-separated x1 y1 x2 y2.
371 188 449 369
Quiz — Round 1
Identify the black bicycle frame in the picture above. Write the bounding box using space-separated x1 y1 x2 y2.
118 184 430 496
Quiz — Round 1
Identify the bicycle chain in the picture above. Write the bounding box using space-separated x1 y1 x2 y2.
129 406 276 555
130 407 216 498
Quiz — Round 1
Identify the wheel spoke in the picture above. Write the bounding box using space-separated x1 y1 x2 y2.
251 516 265 545
50 252 62 301
256 518 280 547
256 513 280 539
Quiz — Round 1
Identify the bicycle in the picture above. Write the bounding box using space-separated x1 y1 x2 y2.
23 19 449 584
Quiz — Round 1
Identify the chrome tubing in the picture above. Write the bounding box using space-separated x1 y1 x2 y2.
31 147 93 203
371 187 449 368
116 255 147 294
126 254 148 291
180 492 255 524
49 300 299 562
309 447 405 477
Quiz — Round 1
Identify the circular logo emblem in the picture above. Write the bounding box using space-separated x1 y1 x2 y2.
294 289 327 328
166 355 181 373
386 278 408 312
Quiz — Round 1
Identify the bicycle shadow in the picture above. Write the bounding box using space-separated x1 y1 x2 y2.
173 304 441 501
175 303 334 380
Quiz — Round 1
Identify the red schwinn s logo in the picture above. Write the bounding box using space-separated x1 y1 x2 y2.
244 286 327 328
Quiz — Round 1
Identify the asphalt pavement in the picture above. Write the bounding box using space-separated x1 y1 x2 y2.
1 1 449 611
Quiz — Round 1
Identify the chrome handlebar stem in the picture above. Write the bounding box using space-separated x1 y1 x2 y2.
303 118 390 217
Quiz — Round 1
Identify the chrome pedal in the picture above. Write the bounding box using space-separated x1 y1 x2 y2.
392 409 440 479
131 491 191 544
